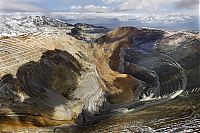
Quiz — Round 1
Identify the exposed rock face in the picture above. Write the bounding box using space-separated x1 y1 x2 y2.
0 25 199 132
0 31 106 131
17 49 82 99
157 36 200 93
96 27 200 98
94 27 165 103
0 50 80 126
69 23 110 42
0 49 106 131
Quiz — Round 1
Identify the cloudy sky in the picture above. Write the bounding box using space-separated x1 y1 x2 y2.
0 0 199 14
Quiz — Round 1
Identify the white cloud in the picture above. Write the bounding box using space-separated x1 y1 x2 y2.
102 0 179 11
70 5 111 13
0 0 42 12
70 5 82 10
102 0 122 3
84 5 110 12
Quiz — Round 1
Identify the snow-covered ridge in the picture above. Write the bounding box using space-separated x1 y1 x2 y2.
0 16 72 37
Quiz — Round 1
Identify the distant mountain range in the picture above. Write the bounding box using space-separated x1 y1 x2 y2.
0 16 73 37
0 12 199 38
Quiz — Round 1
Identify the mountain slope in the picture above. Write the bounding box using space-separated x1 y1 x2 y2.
0 16 199 132
0 16 73 37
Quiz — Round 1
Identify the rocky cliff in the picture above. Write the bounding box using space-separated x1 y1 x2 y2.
0 31 105 131
96 27 200 98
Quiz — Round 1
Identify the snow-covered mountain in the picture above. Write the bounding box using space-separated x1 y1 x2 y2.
0 16 73 37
